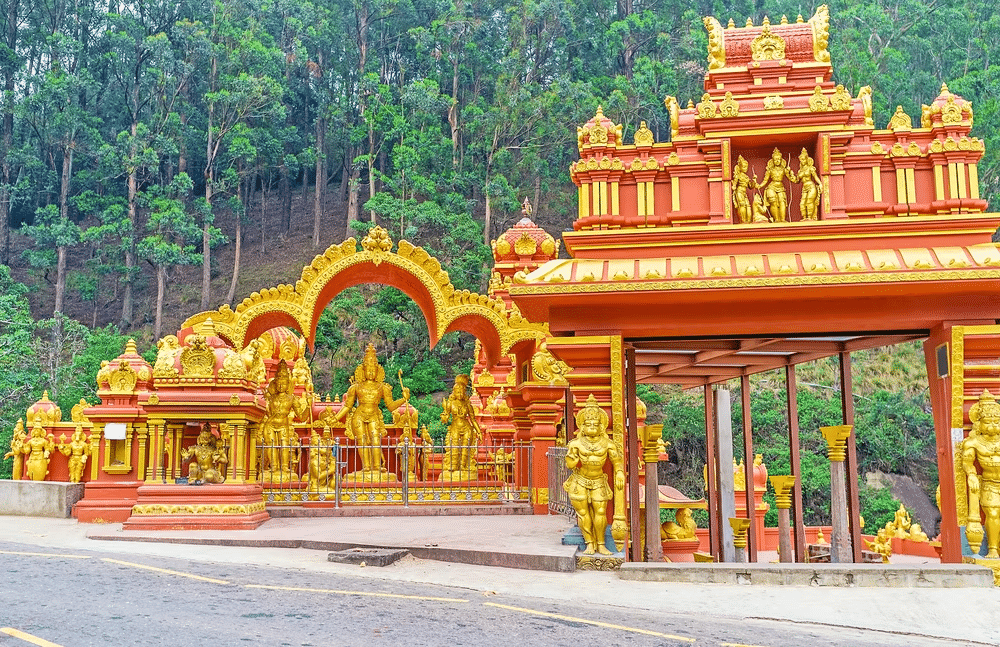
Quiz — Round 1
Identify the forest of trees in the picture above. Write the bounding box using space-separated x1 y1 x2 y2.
0 0 996 528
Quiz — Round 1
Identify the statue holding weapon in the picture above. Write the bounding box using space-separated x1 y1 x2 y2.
334 344 409 482
752 147 795 222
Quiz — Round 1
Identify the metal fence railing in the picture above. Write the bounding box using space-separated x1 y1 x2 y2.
258 439 530 506
546 446 574 518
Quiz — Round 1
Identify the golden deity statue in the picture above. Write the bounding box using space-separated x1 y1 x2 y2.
419 425 433 481
732 155 754 224
959 389 1000 558
440 374 482 481
794 148 822 220
58 424 90 483
335 344 409 482
752 148 795 222
563 394 625 555
395 425 418 482
258 361 309 482
3 418 26 480
22 415 55 481
488 446 514 483
661 508 697 541
307 427 337 492
181 424 227 485
890 504 912 539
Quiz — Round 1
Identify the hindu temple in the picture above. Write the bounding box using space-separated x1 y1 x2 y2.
5 5 1000 579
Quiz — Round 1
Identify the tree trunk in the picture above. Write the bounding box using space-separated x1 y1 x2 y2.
54 140 73 316
533 175 541 221
201 56 217 312
483 192 492 248
367 124 376 220
313 113 325 247
448 54 460 167
279 164 291 234
346 165 360 238
120 122 138 330
225 176 244 306
154 263 166 341
0 0 16 265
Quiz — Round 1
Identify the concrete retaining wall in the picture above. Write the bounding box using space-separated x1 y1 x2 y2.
619 562 994 587
0 480 85 518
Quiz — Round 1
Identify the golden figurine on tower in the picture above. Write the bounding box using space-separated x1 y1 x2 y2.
959 389 1000 558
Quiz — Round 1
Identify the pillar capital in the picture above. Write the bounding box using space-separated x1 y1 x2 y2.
820 424 853 462
641 423 663 463
729 517 751 549
770 475 797 509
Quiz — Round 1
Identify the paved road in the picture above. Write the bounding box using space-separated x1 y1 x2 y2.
0 541 985 647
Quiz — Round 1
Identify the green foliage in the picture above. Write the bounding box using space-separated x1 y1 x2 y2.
0 266 39 479
859 484 903 532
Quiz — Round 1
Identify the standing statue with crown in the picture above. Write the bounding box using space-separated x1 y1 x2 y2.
335 344 409 482
439 374 482 481
959 389 1000 559
258 360 309 482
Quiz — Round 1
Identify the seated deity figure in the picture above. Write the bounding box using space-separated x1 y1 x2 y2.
891 504 912 539
181 424 227 485
563 395 625 555
960 389 1000 558
307 426 337 492
752 148 795 222
22 415 55 481
661 508 697 541
334 344 409 481
58 424 90 483
258 361 308 481
440 374 482 480
4 418 26 480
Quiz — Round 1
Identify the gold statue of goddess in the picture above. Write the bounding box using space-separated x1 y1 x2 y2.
22 415 56 481
440 374 482 480
563 394 625 555
753 148 795 222
961 389 1000 558
795 148 822 220
335 344 409 481
258 361 308 481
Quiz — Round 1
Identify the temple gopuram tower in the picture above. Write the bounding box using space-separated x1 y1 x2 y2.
508 6 1000 563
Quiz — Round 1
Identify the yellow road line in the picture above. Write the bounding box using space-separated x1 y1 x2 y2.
483 602 696 643
101 558 230 584
1 627 65 647
0 550 89 559
246 584 469 603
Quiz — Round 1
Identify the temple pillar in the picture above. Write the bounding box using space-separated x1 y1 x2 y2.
145 418 165 483
821 424 854 562
771 475 796 562
642 423 664 561
226 419 249 483
729 518 751 563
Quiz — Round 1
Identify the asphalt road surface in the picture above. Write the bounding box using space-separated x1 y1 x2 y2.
0 541 985 647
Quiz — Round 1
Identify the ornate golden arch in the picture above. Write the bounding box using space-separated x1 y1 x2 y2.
181 226 546 366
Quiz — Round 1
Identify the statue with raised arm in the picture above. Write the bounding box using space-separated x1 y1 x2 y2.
564 394 625 555
22 415 56 481
440 374 482 481
258 361 308 482
335 344 408 482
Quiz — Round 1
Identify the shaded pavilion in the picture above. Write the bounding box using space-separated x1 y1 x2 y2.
508 6 1000 563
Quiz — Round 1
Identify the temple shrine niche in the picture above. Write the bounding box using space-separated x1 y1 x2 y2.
4 5 1000 576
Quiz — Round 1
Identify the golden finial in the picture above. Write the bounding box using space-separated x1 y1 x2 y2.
197 318 217 337
727 18 734 28
745 17 753 27
125 338 138 355
762 15 770 27
796 14 804 23
594 105 605 119
940 82 950 95
780 15 788 25
687 99 695 109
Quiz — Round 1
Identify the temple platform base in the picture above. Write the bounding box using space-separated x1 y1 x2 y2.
122 483 269 530
661 538 702 562
73 481 141 523
0 480 84 518
619 562 994 587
